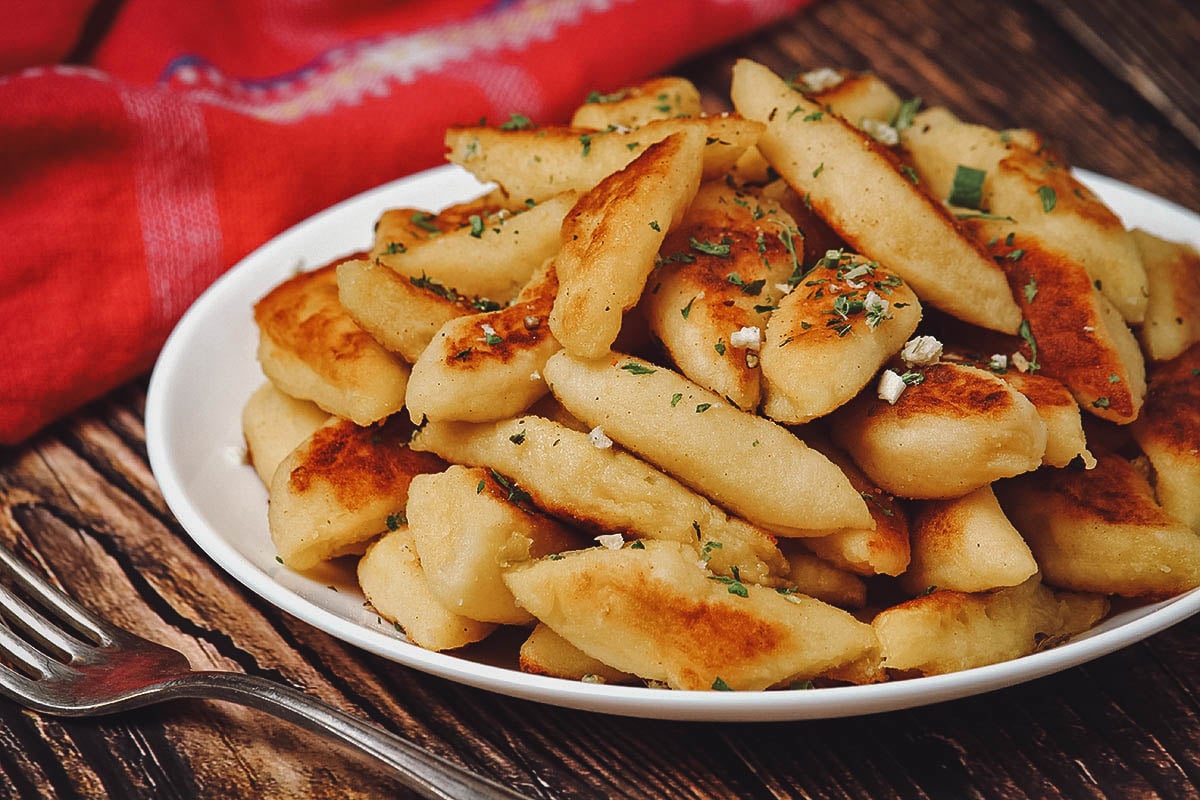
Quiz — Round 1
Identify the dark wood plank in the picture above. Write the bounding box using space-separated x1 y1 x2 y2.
1037 0 1200 153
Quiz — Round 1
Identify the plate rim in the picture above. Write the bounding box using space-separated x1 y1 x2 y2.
145 164 1200 722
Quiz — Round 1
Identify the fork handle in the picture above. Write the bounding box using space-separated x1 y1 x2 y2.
158 671 529 799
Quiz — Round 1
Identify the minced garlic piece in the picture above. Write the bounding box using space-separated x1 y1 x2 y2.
800 67 844 93
861 117 899 146
730 326 762 349
901 335 943 366
588 426 613 449
595 533 624 550
877 369 907 404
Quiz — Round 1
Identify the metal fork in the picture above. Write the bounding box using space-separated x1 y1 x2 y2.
0 542 529 800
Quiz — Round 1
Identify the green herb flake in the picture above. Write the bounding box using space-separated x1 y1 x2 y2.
411 211 441 233
670 392 683 407
489 469 532 504
649 220 661 232
700 541 724 562
1023 277 1038 303
714 339 726 356
696 403 713 413
681 295 697 319
1018 319 1041 372
1108 374 1121 383
948 164 986 209
630 540 645 550
1038 185 1058 212
708 575 749 598
499 113 533 130
803 110 824 122
483 332 503 346
900 165 919 185
690 236 733 257
712 677 734 691
453 347 473 361
384 241 407 255
386 512 407 531
585 89 627 104
468 214 485 238
812 162 825 178
509 431 527 445
620 362 657 375
892 96 922 130
476 480 485 494
1092 396 1111 409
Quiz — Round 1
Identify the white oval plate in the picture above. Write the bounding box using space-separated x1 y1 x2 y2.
146 164 1200 722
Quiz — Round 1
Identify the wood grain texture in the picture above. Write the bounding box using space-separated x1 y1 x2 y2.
3 0 1200 797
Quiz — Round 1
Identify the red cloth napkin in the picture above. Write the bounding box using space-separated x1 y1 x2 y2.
0 0 811 444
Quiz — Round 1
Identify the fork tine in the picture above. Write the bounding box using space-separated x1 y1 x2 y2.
0 578 98 662
0 543 111 647
0 618 78 680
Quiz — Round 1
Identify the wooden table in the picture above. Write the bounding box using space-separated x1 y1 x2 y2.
4 0 1199 797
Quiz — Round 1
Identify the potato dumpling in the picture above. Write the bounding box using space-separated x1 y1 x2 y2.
503 540 878 691
358 528 496 652
254 259 409 425
268 415 445 570
831 362 1047 499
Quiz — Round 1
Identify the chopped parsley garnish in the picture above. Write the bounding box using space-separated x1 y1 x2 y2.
681 295 697 319
712 677 734 691
509 431 527 445
470 298 502 312
410 272 459 302
900 165 919 185
499 113 533 130
696 403 713 413
900 371 925 386
585 89 628 104
892 96 922 130
1092 396 1111 409
691 236 733 257
579 132 595 157
709 575 748 598
670 392 683 407
1023 277 1038 303
489 469 532 504
778 226 804 285
649 220 661 232
385 512 407 531
411 211 441 233
630 540 645 550
453 347 473 360
468 214 485 238
812 162 825 178
620 362 657 375
476 480 485 494
948 165 986 209
483 332 503 345
803 111 824 122
1108 374 1121 383
384 241 407 255
1038 185 1058 212
1018 319 1041 372
726 272 765 296
700 540 723 562
714 339 726 356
